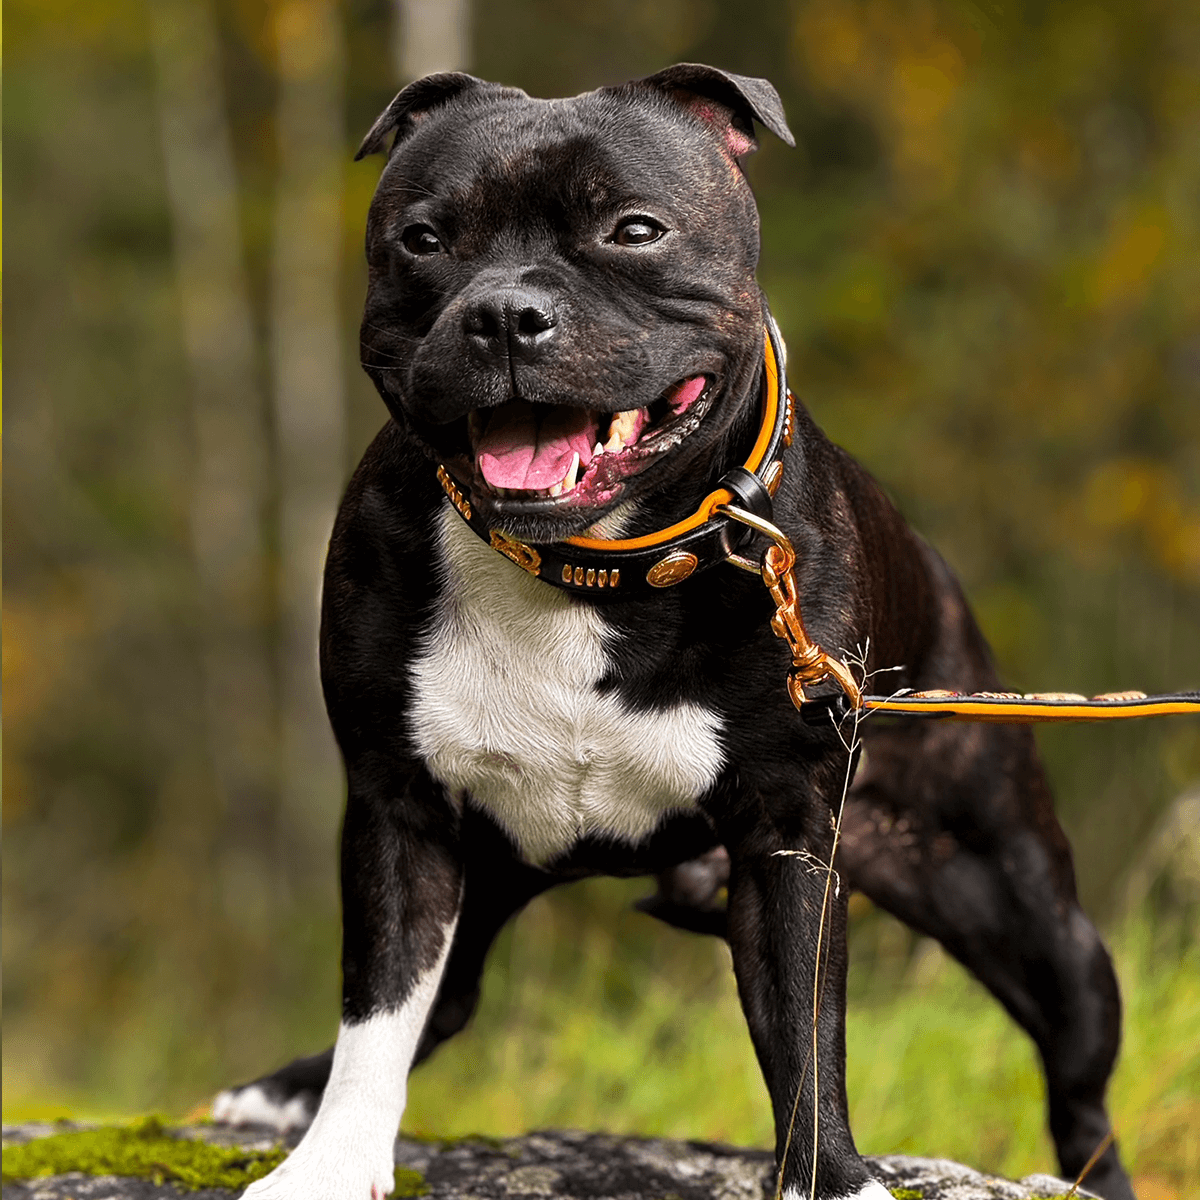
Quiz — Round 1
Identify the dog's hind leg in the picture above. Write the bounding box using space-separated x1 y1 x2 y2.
635 845 730 938
212 1048 334 1133
839 719 1135 1200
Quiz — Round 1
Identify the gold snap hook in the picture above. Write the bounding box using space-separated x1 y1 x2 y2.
715 504 862 711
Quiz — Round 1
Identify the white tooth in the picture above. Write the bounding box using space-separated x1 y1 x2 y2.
549 481 563 497
562 451 581 493
594 441 604 458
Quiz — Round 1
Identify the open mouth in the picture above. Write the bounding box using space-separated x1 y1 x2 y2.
454 374 715 509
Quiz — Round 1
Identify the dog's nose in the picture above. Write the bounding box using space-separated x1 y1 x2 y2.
462 287 560 363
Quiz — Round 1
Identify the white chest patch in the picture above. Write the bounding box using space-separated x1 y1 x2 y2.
409 510 726 865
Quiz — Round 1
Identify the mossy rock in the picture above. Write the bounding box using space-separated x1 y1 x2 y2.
393 1164 431 1197
1 1124 1093 1199
1 1118 287 1191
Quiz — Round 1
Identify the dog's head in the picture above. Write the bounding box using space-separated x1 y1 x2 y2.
357 64 793 542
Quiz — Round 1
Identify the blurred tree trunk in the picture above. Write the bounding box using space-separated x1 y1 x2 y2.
149 0 278 856
395 0 471 79
270 0 347 837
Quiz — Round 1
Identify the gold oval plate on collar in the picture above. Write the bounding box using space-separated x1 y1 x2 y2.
646 551 699 588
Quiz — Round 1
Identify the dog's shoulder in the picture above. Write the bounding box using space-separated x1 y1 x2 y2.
318 423 449 749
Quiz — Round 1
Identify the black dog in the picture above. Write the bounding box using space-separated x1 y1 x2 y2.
217 66 1134 1200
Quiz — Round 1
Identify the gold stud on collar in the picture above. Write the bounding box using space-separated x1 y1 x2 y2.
763 460 784 496
782 391 796 448
560 564 619 588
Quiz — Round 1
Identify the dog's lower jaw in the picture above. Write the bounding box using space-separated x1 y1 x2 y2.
242 920 458 1199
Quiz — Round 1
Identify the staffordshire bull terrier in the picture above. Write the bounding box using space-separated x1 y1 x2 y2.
216 65 1134 1200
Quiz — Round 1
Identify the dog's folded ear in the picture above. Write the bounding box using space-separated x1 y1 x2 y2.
634 63 795 156
355 73 501 160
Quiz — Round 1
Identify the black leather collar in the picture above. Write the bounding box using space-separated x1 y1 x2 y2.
435 316 794 596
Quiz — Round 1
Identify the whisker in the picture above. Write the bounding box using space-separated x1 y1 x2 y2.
387 174 440 199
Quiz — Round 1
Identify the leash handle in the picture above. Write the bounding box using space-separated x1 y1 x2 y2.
716 505 862 711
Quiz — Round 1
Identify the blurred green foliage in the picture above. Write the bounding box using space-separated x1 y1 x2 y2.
4 0 1198 1189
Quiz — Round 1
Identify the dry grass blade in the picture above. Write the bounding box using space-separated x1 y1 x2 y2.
1064 1129 1116 1199
774 644 889 1200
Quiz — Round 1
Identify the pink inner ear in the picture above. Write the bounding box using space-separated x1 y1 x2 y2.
682 96 756 159
724 127 755 157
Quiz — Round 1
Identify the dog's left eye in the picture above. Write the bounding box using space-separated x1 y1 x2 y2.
610 218 665 247
401 225 444 255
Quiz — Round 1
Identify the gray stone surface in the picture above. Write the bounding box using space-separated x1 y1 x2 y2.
2 1124 1094 1199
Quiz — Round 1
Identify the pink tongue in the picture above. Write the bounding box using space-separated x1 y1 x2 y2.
670 375 707 412
477 402 600 490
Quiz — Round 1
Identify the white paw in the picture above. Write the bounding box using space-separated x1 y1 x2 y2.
782 1181 892 1200
241 1138 396 1200
212 1084 314 1132
853 1183 895 1200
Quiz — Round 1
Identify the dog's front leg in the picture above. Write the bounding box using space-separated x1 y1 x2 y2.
244 764 462 1200
726 802 890 1200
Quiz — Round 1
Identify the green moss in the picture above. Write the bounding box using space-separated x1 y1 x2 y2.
1 1118 288 1191
393 1165 430 1196
404 1130 509 1151
889 1189 924 1199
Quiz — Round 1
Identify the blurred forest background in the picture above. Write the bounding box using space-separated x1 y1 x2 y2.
4 0 1199 1194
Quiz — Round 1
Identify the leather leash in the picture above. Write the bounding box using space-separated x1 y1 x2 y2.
716 500 1200 725
436 319 1200 727
799 689 1200 726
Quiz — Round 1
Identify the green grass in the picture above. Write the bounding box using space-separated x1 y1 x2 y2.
401 881 1199 1196
401 878 771 1145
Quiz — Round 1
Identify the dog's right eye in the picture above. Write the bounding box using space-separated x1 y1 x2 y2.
401 225 444 256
